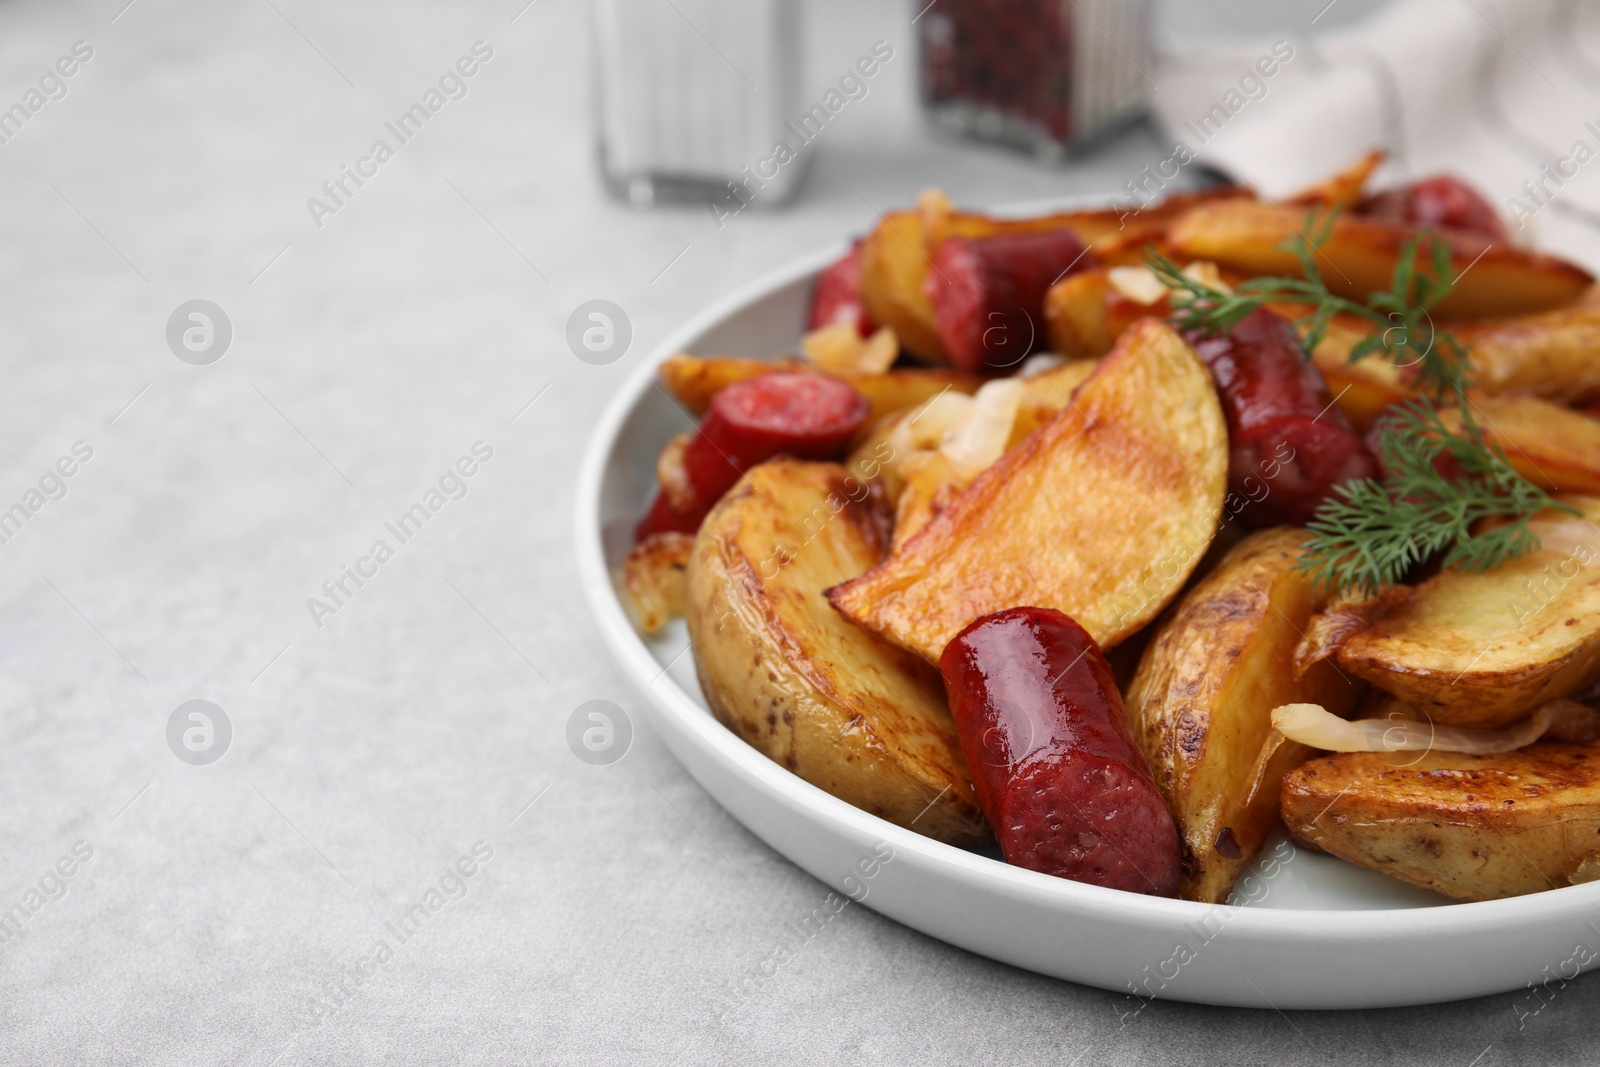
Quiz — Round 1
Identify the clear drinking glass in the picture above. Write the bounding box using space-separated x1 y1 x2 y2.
591 0 807 211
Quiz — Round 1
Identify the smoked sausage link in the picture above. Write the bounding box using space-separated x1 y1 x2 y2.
1187 308 1378 527
940 607 1181 896
808 241 873 336
926 228 1092 373
635 372 869 541
1358 175 1507 241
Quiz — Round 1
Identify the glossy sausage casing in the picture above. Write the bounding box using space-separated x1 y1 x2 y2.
1187 308 1377 526
1358 174 1506 241
939 607 1180 896
636 372 869 540
808 241 873 336
926 229 1092 373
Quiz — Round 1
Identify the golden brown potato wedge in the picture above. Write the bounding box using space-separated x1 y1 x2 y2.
618 532 694 635
827 318 1227 664
1437 396 1600 493
1126 528 1364 904
1286 149 1385 211
1456 286 1600 401
1011 358 1099 442
837 367 982 425
1043 270 1114 359
685 459 989 845
1281 744 1600 901
891 451 964 554
1169 199 1592 320
1299 496 1600 728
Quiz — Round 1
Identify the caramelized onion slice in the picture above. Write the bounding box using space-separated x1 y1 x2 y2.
1270 699 1598 755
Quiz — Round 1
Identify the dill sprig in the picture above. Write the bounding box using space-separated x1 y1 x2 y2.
1294 401 1568 597
1147 208 1572 597
1147 207 1468 401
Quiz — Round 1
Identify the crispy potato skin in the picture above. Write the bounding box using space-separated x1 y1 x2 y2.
1438 396 1600 494
1282 744 1600 901
1169 199 1592 320
827 318 1227 663
1043 270 1114 359
685 459 989 846
1126 528 1363 903
1308 497 1600 728
859 210 952 361
1456 287 1600 402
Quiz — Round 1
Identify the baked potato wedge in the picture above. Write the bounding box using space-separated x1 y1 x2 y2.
685 459 989 845
1286 148 1385 211
1299 496 1600 728
827 318 1228 663
618 532 694 634
1126 527 1364 904
1437 396 1600 493
1456 286 1600 402
1281 744 1600 901
1168 198 1592 320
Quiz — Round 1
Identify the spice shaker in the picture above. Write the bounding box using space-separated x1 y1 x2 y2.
591 0 807 210
918 0 1151 160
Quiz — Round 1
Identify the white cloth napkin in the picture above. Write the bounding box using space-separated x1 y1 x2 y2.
1148 0 1600 271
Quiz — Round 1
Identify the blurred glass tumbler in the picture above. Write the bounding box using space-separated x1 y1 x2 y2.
919 0 1151 159
591 0 807 210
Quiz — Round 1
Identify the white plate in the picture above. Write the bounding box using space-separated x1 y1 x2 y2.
574 240 1600 1009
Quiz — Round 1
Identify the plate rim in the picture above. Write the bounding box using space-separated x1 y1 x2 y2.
572 220 1600 946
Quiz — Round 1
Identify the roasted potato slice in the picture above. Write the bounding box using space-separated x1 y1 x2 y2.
1043 270 1114 359
1041 269 1170 361
1300 496 1600 728
618 532 694 635
685 459 988 845
1011 358 1099 441
1126 528 1364 903
1286 149 1385 211
827 318 1227 664
1438 396 1600 493
839 367 982 426
858 209 948 360
1456 286 1600 401
1281 744 1600 901
1169 198 1592 320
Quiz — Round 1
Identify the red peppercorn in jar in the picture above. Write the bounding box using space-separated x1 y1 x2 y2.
919 0 1151 159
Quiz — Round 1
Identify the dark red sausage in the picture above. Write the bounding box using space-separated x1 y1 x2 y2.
1187 308 1378 526
939 607 1180 896
1358 175 1506 241
635 373 869 542
808 241 873 337
925 228 1092 373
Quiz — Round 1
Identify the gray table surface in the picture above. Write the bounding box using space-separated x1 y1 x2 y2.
1 0 1592 1063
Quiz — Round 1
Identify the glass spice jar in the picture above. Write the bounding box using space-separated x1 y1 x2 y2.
590 0 807 210
918 0 1151 160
